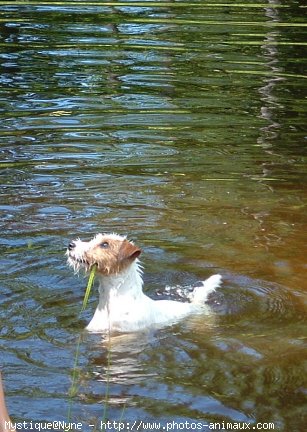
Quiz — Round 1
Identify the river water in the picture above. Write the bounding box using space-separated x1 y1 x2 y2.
0 1 306 431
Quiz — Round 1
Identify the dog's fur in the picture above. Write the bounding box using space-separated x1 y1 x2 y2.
67 233 222 332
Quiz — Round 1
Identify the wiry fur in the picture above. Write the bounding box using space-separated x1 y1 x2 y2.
66 233 222 333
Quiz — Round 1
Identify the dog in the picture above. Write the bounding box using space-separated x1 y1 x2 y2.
67 233 222 332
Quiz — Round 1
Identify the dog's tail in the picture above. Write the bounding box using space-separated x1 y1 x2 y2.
190 274 222 305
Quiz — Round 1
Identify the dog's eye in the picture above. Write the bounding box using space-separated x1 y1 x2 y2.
100 242 109 248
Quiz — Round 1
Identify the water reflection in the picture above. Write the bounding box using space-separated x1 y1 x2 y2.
0 1 306 431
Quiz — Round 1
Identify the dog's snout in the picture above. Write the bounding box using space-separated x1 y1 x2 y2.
68 241 76 251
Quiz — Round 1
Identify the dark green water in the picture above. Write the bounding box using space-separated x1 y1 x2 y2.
0 1 306 431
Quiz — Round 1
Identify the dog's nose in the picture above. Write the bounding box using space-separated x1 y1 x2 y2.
68 241 76 251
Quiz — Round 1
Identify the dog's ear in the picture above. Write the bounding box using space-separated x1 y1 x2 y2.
119 240 141 263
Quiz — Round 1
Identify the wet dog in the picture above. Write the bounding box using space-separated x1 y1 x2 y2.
67 233 222 332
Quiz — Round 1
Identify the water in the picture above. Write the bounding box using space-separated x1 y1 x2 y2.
0 1 306 431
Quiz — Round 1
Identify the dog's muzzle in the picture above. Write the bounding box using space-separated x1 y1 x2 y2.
66 240 91 272
68 241 76 251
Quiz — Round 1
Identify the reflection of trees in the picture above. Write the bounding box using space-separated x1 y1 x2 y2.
257 0 284 150
258 0 306 152
83 323 306 430
0 21 20 82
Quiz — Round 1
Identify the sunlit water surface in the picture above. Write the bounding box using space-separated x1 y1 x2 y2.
0 1 306 431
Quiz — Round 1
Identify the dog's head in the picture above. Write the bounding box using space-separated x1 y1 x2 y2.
66 233 141 276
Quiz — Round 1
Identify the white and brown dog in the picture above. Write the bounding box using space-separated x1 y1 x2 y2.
67 233 222 333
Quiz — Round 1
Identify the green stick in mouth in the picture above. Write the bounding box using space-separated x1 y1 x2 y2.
81 263 97 311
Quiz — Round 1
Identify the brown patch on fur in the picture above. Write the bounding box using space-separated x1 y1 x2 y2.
84 238 141 276
119 240 141 263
